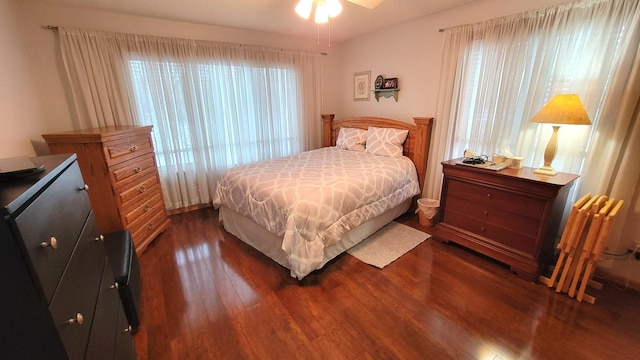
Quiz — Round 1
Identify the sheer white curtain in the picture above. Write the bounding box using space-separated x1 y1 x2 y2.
58 28 323 210
430 0 640 251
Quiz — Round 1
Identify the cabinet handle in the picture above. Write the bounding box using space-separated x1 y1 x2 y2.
133 166 142 173
79 184 89 191
40 236 58 249
143 204 151 212
128 144 138 152
66 313 84 325
138 186 147 193
95 234 104 242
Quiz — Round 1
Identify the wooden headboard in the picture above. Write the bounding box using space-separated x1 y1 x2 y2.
321 114 434 192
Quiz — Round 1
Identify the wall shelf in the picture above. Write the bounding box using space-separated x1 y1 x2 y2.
373 88 400 102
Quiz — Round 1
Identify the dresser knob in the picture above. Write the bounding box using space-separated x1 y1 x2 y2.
123 325 132 333
110 282 119 290
138 186 147 193
79 184 89 191
95 234 104 242
133 166 142 173
486 193 491 199
143 204 151 212
66 313 84 325
128 144 138 152
483 210 489 216
146 222 154 230
40 237 58 249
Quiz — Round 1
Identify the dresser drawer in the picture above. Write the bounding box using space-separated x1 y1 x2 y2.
447 179 546 219
103 133 153 167
85 261 121 360
110 152 158 189
445 196 541 237
130 211 167 249
49 213 104 360
444 209 537 255
115 173 161 208
14 162 91 302
121 191 164 228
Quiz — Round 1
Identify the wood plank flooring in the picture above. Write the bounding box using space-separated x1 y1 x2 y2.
133 208 640 359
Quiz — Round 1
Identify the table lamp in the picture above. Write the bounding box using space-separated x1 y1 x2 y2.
529 94 591 176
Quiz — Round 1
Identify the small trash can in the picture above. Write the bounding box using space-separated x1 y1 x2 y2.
416 198 439 226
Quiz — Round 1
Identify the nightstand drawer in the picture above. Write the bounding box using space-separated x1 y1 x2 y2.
110 152 158 189
14 162 91 302
103 133 153 167
447 179 546 218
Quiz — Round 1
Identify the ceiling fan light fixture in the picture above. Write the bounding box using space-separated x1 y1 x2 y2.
295 0 313 19
314 2 329 23
326 0 343 18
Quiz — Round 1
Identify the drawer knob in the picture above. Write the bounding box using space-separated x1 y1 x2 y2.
480 227 486 234
133 166 142 173
95 234 104 242
486 193 491 199
483 210 489 216
123 325 132 333
66 313 84 325
128 144 138 152
143 204 151 212
138 186 147 193
110 282 120 290
79 184 89 191
146 222 154 230
40 237 58 249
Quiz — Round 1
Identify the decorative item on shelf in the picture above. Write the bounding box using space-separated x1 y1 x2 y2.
382 77 398 89
353 71 371 101
373 76 400 102
529 94 592 176
374 74 384 89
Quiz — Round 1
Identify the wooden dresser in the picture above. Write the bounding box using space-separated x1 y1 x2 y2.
0 154 136 359
42 126 169 254
435 159 579 281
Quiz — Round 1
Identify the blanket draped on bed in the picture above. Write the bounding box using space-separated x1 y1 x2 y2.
212 147 420 279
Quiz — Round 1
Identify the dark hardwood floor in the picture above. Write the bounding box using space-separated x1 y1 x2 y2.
132 208 640 360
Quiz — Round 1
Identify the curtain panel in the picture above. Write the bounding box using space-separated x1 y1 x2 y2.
58 28 323 210
430 0 640 252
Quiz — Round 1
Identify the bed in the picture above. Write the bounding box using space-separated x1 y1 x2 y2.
212 114 433 279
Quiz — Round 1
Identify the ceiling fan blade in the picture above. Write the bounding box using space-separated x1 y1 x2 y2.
346 0 384 10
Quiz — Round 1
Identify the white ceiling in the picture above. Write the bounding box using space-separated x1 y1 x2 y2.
30 0 476 43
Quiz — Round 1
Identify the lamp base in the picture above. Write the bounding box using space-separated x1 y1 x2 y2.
533 166 558 176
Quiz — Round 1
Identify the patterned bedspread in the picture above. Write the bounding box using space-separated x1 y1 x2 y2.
212 147 420 279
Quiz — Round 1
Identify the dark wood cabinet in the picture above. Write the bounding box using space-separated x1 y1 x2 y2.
435 159 579 281
0 154 136 359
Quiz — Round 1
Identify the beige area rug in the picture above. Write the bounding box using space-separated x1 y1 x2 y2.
347 221 430 268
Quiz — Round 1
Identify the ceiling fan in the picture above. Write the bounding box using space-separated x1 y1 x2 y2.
295 0 384 24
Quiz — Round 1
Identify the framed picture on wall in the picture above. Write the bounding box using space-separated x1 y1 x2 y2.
353 71 371 101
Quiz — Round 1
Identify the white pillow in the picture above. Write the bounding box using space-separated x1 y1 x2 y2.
336 127 367 152
364 126 409 158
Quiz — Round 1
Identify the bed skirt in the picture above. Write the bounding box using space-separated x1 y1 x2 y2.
219 198 412 277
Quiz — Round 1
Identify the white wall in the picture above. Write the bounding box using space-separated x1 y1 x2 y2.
0 0 48 157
